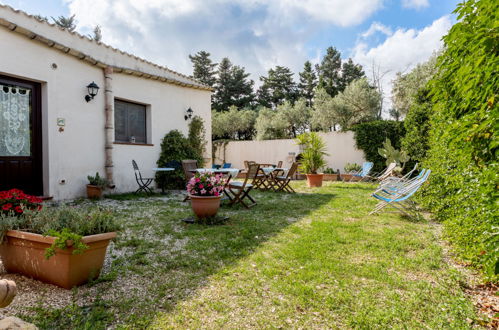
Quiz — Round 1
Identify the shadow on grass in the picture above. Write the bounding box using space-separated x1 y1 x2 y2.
22 189 336 329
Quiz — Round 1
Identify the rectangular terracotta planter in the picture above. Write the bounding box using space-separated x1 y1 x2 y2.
339 174 362 182
0 230 116 289
323 174 340 181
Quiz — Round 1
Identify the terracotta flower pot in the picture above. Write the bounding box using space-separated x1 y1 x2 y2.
306 174 324 187
0 230 116 289
86 185 103 199
189 195 222 219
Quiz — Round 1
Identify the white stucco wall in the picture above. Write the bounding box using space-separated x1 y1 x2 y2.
214 131 365 172
0 24 211 199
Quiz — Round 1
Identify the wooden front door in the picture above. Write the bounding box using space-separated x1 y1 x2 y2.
0 75 42 195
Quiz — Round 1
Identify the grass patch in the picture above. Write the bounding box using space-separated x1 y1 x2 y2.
17 182 477 329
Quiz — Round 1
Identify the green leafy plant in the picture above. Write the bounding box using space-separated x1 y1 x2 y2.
0 205 118 259
351 120 405 173
156 130 204 189
323 167 337 174
87 172 108 188
344 163 362 173
378 138 410 168
188 116 207 161
295 132 328 174
421 0 498 280
44 228 88 259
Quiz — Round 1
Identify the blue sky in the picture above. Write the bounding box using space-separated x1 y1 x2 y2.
0 0 461 106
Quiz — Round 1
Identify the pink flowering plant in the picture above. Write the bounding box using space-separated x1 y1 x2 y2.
187 172 225 197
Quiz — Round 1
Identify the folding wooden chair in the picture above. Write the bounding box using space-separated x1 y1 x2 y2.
273 162 298 193
227 163 259 208
182 160 198 201
132 160 154 195
253 164 271 190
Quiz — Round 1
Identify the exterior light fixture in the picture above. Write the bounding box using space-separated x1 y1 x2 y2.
85 81 100 102
184 107 194 120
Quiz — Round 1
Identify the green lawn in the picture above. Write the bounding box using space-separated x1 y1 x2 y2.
19 182 477 329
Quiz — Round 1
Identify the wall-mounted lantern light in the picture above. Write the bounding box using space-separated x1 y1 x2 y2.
85 81 100 102
184 107 194 120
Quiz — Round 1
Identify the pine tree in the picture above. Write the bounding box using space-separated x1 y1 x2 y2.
51 14 77 32
341 58 365 90
257 66 297 109
188 51 217 87
212 58 254 111
229 65 255 109
298 61 318 107
315 46 342 97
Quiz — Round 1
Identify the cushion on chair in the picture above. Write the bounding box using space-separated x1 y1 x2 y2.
229 182 253 188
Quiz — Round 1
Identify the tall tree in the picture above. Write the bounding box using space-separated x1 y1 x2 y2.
315 47 342 97
51 14 77 31
228 65 255 109
91 25 102 42
189 51 217 87
391 55 437 117
334 78 381 129
257 66 297 109
310 88 336 132
298 61 318 107
276 99 311 137
212 58 254 111
341 58 365 90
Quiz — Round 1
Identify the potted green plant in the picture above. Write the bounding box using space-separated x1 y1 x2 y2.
295 132 329 187
341 163 363 181
187 172 225 220
86 172 108 199
0 192 118 289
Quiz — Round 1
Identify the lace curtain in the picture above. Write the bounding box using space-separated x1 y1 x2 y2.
0 84 31 156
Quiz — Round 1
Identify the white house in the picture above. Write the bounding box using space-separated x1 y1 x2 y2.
0 5 212 200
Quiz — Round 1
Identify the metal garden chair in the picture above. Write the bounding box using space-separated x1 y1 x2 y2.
348 162 374 182
370 169 430 217
132 160 154 195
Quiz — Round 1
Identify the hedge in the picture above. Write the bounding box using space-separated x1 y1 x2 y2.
421 0 498 280
351 120 405 173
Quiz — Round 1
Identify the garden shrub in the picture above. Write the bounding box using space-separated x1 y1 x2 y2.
401 88 432 165
421 0 498 280
156 130 204 189
351 120 405 173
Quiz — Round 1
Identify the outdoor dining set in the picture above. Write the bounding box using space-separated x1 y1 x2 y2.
131 159 300 209
180 160 300 208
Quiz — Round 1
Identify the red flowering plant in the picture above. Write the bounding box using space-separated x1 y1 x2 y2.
187 172 225 197
0 189 43 215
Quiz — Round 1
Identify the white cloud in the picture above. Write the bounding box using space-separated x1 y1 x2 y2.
65 0 385 84
401 0 430 10
361 22 393 38
352 15 452 113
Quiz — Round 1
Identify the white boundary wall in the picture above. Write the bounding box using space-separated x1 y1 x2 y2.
214 131 365 172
